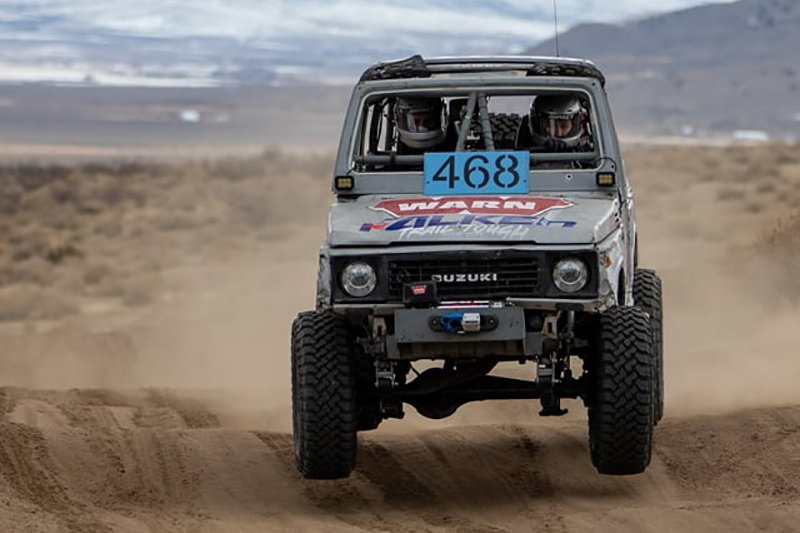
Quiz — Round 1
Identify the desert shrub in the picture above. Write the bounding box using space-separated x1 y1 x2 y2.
45 244 83 265
82 262 114 286
723 145 753 166
92 218 123 239
747 160 780 180
0 180 23 214
4 164 71 192
757 216 800 299
774 144 800 165
9 229 51 262
153 212 201 232
224 188 272 228
0 284 78 321
0 258 51 287
78 160 152 177
756 182 777 194
93 177 147 207
717 187 746 201
204 148 332 183
744 201 764 213
207 156 267 181
48 173 82 205
120 274 162 307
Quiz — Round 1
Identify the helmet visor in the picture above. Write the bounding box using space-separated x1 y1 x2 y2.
539 116 581 139
400 109 441 133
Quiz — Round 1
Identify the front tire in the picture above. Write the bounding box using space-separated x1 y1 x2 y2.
633 268 664 424
588 306 655 475
291 312 358 479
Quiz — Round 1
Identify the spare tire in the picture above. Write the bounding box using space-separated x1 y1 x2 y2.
488 113 521 150
468 112 521 150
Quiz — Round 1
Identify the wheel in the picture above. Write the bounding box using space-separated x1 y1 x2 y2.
291 311 358 479
633 268 664 424
588 306 655 475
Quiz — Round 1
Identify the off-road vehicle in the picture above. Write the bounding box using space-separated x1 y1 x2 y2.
291 56 664 479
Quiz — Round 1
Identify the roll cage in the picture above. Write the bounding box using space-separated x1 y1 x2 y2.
354 89 602 171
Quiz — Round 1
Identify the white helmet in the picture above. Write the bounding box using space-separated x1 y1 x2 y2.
529 94 584 150
395 97 446 149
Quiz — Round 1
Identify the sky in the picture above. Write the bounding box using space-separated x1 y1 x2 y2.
1 0 740 46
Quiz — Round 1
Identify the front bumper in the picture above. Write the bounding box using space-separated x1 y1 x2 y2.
385 306 543 360
332 296 611 314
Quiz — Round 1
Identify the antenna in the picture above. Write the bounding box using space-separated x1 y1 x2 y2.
552 0 561 57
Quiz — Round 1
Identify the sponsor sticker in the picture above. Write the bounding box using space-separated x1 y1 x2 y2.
360 195 576 238
370 196 573 218
360 214 576 232
411 285 428 296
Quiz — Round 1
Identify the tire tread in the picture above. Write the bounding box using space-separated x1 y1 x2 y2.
589 306 655 475
633 268 664 423
291 311 358 479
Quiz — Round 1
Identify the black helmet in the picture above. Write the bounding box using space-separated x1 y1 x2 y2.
395 97 446 149
529 94 584 150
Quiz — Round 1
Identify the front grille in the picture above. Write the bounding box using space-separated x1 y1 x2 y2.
389 255 540 300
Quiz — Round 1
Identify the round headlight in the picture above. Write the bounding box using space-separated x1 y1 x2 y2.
553 258 589 293
341 262 377 298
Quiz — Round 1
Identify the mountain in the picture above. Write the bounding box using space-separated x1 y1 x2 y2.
4 0 791 138
525 0 800 136
0 0 734 86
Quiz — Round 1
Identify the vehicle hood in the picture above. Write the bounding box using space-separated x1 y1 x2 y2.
328 194 620 247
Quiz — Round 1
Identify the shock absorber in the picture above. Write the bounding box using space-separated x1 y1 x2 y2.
538 312 569 416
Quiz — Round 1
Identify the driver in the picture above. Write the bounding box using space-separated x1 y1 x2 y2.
517 94 592 152
395 96 455 153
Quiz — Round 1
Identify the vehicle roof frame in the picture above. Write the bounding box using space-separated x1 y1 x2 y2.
359 55 606 86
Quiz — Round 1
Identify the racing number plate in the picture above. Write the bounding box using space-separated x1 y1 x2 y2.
424 151 530 195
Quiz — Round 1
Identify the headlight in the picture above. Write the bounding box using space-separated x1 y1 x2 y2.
341 262 377 298
553 258 589 293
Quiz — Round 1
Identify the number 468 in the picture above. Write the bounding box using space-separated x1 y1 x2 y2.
431 154 521 189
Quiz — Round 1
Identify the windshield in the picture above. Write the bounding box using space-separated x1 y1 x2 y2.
354 90 601 172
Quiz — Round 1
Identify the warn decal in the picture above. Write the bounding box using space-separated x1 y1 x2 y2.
359 214 577 232
370 196 573 218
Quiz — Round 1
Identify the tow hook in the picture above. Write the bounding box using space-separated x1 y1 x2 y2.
428 312 499 335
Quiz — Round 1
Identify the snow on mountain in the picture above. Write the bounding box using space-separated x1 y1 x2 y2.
0 0 738 86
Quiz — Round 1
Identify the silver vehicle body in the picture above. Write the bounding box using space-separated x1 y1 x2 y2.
293 58 659 480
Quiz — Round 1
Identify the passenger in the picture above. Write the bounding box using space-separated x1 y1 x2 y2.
395 97 455 153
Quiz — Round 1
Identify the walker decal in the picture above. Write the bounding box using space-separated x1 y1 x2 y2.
361 196 577 237
359 214 576 232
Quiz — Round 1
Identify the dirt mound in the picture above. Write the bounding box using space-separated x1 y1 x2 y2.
0 387 797 532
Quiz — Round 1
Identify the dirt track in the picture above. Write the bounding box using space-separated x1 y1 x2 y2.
1 146 800 531
0 386 798 532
